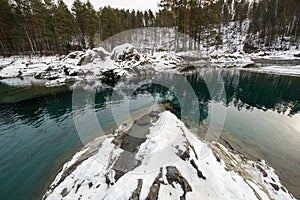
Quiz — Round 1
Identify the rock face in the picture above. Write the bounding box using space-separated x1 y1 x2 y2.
43 111 295 200
101 69 121 86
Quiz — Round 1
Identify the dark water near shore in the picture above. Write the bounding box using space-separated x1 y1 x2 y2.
0 69 299 200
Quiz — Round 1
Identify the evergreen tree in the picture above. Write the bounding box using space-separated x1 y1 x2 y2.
72 0 86 48
55 0 75 53
84 1 98 48
1 0 300 55
0 0 14 54
136 11 144 28
144 11 149 27
99 6 121 41
148 9 155 26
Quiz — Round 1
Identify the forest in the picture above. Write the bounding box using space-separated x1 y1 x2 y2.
0 0 299 55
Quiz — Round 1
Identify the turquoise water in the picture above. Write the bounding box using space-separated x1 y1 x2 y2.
0 85 156 200
0 69 299 199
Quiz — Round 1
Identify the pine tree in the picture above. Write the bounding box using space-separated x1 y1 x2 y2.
148 9 155 26
130 10 137 29
55 0 76 53
159 0 179 28
144 11 149 27
99 6 122 41
72 0 86 48
84 1 98 48
43 0 57 53
0 0 15 54
136 11 144 28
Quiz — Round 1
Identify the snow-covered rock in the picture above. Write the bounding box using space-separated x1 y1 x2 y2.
63 51 86 66
1 42 300 88
43 111 295 200
111 43 136 61
210 52 255 68
152 51 184 71
0 45 156 87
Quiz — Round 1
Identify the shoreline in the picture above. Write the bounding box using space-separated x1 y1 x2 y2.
1 45 300 90
0 66 299 106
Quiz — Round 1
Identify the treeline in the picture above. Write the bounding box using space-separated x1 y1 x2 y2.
1 0 300 55
0 0 156 55
248 0 300 48
158 0 300 50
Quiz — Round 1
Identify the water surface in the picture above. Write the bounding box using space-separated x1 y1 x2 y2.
0 69 299 199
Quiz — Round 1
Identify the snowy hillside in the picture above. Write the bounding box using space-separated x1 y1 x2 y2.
43 111 295 200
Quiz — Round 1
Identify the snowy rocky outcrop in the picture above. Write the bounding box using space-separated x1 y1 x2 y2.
0 44 182 87
210 52 255 68
43 111 295 200
1 42 300 87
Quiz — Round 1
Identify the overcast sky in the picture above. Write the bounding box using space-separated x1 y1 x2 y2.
64 0 160 12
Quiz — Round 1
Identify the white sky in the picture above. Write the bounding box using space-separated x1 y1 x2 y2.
63 0 160 12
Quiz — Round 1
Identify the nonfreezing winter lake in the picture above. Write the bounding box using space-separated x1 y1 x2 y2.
0 69 299 200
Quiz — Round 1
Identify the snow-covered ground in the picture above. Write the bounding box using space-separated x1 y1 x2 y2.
43 111 295 200
1 43 300 88
240 65 300 76
235 49 300 76
209 52 254 67
0 44 184 87
249 49 300 61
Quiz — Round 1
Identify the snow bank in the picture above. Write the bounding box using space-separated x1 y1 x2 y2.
111 43 135 61
0 45 157 87
250 49 300 62
43 111 295 200
151 51 183 71
1 42 300 88
240 65 300 76
0 44 185 87
210 52 254 68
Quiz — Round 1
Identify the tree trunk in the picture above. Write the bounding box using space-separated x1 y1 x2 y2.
24 27 35 54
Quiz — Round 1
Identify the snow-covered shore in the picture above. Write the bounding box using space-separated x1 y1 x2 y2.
1 44 300 89
240 50 300 76
0 44 181 88
43 111 295 200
